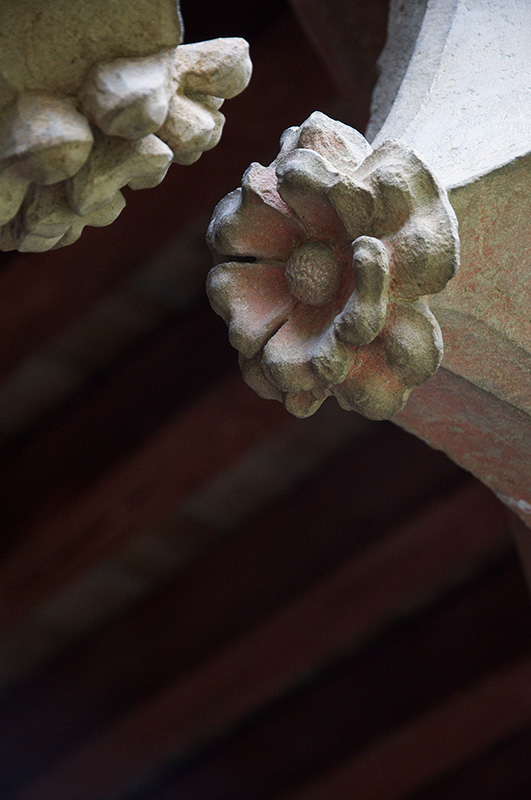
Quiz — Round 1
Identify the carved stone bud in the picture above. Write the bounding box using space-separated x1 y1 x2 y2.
0 1 252 252
0 94 94 185
80 53 173 140
66 134 173 215
158 38 252 165
207 112 459 420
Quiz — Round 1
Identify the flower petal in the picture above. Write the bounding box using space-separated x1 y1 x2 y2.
67 133 172 215
262 302 338 393
327 176 374 240
381 300 443 386
356 141 443 236
0 169 29 226
335 236 390 346
310 326 350 386
15 184 76 251
80 52 172 139
296 112 372 178
275 148 346 240
239 352 282 402
1 95 94 185
206 260 294 358
284 389 327 419
269 126 301 166
332 341 409 420
53 192 126 249
367 164 415 237
157 94 223 165
173 38 252 100
351 142 459 297
207 162 302 261
0 221 16 251
386 211 460 298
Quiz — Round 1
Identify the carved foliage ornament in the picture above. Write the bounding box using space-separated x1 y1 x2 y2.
207 112 459 420
0 37 251 252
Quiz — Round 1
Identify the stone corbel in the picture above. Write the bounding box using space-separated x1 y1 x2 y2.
207 0 531 523
0 0 252 252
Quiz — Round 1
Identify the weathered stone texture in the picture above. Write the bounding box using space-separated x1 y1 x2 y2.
0 1 252 251
207 112 459 420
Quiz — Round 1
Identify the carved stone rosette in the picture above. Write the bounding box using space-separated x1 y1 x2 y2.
207 112 459 420
0 1 252 252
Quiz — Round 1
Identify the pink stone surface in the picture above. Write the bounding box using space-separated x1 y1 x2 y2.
396 368 531 527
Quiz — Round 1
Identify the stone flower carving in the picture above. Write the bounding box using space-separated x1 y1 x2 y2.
0 39 251 252
207 112 459 420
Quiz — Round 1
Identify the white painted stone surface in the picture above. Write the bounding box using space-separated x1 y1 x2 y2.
370 0 531 188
